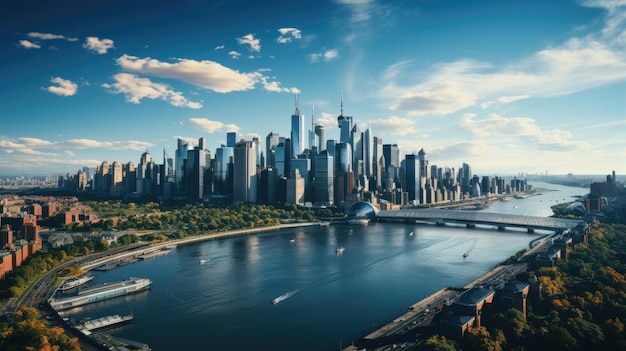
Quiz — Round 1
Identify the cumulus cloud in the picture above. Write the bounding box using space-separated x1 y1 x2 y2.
237 33 261 52
116 54 261 93
102 73 202 109
277 28 302 43
28 32 78 41
383 26 626 116
215 45 225 50
459 113 591 150
0 136 153 158
189 118 241 134
367 116 417 136
315 112 338 129
83 36 115 54
229 51 242 59
19 40 41 49
45 77 78 96
309 49 339 62
260 77 300 93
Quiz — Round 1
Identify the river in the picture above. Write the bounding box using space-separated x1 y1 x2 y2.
58 182 587 351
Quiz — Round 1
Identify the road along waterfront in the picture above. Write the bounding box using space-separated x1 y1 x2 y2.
51 182 586 351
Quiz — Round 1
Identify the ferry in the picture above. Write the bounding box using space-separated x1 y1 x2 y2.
59 275 94 291
49 277 152 311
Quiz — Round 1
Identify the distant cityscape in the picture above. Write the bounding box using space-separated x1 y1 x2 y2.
1 98 621 211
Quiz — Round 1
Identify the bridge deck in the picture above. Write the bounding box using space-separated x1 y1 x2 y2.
376 209 585 231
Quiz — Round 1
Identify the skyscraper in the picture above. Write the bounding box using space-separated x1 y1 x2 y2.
362 128 373 179
315 124 325 152
312 150 334 205
226 132 238 148
291 96 305 157
337 93 353 145
265 131 279 169
418 148 429 180
405 153 420 204
233 140 257 203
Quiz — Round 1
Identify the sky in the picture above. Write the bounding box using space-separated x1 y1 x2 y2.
1 0 625 177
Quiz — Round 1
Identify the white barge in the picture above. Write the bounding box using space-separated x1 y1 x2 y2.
50 277 151 311
76 314 133 334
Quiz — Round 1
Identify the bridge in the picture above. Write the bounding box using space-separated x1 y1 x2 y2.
376 209 586 233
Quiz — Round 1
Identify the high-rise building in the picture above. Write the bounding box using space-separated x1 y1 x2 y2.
315 124 325 152
337 93 353 145
286 168 305 206
383 144 400 169
233 140 257 203
290 157 310 202
291 97 305 157
312 150 334 205
418 148 429 180
186 140 210 200
213 145 234 195
110 161 123 196
373 136 383 189
405 153 420 204
175 138 189 194
226 132 238 148
265 131 279 169
362 128 373 179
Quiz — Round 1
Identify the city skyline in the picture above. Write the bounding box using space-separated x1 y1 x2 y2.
2 0 625 176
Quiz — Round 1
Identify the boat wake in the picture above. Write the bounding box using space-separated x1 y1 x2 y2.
272 290 299 304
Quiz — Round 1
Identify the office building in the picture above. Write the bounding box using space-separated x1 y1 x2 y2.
233 140 257 203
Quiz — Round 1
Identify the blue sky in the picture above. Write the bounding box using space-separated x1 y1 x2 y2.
1 0 625 177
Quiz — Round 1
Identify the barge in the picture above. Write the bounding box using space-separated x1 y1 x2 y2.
76 314 133 334
49 277 151 311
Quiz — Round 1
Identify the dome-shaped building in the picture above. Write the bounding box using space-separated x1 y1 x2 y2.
346 201 378 222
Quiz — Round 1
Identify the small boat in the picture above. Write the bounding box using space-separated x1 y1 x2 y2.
463 239 477 259
336 247 345 254
290 239 295 243
409 231 414 236
199 259 207 264
59 275 94 291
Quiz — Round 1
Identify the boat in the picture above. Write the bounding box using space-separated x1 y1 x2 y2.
463 240 477 259
336 247 345 254
59 275 94 291
199 259 207 264
409 231 414 237
49 277 152 311
138 247 173 260
75 313 133 334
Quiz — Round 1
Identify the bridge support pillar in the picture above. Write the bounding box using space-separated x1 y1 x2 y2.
527 228 534 233
498 226 506 231
466 224 475 229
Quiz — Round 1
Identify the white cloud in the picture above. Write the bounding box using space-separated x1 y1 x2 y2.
309 49 339 62
277 28 302 43
0 136 153 157
229 50 242 59
382 11 626 117
189 118 241 134
102 73 202 109
366 116 416 136
459 113 591 150
316 112 338 129
83 36 115 54
215 45 225 50
237 33 261 52
19 40 41 49
28 32 78 41
45 77 78 96
260 77 300 93
116 54 260 93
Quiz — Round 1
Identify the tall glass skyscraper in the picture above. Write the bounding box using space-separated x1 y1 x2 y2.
312 150 334 205
291 99 305 157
